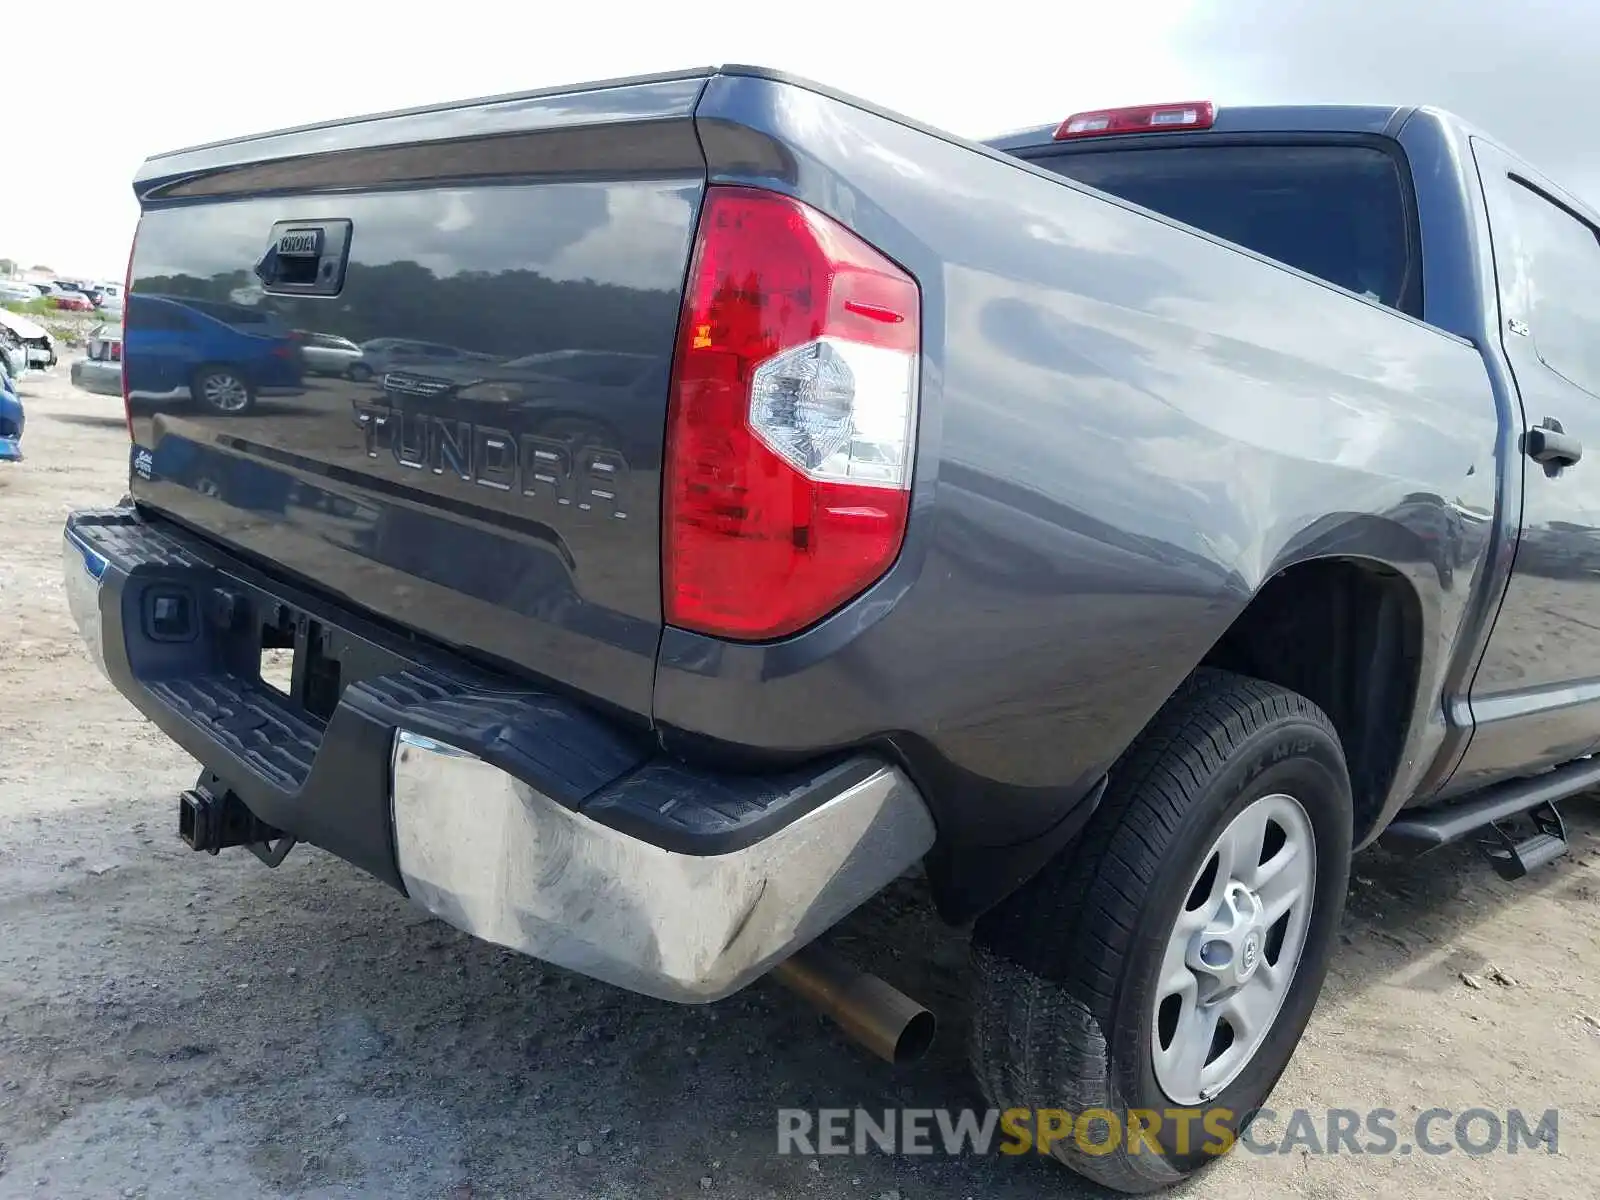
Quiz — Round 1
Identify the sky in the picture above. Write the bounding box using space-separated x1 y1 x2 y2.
6 0 1599 281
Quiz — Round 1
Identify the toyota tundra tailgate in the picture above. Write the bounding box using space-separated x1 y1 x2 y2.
123 72 713 720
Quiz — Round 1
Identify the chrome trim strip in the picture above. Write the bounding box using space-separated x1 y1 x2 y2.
395 730 476 759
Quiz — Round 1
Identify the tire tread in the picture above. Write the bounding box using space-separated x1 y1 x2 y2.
968 669 1346 1194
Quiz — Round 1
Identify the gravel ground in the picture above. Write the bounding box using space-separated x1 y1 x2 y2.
2 360 1600 1199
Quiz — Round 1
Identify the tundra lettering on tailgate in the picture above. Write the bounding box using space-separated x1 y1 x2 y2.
352 401 630 521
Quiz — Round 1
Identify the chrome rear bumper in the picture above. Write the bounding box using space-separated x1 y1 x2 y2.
63 526 110 676
392 732 935 1002
70 357 123 397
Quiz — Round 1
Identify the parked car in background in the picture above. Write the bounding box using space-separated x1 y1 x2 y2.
123 293 304 414
0 280 43 304
0 395 22 460
292 330 364 377
52 291 95 312
352 337 496 382
374 347 666 461
72 323 123 397
0 345 24 462
0 308 56 370
72 282 120 309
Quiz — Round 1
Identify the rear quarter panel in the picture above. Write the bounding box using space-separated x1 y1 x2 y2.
657 73 1499 862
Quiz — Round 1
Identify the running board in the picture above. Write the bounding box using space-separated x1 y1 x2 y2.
1381 755 1598 862
1478 802 1567 881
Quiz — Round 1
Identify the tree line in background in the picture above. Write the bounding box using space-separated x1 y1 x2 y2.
0 261 60 276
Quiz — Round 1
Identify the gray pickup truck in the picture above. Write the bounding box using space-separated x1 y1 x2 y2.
63 67 1600 1191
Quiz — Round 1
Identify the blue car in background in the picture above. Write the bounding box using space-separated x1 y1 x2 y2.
0 379 23 462
124 294 305 415
0 339 24 461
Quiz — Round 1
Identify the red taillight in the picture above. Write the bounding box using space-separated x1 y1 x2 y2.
121 227 136 441
662 187 920 641
1053 100 1215 140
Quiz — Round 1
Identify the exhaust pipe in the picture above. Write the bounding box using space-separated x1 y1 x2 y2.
771 943 936 1065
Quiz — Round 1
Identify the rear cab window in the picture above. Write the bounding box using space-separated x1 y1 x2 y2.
1497 178 1600 396
1025 140 1422 317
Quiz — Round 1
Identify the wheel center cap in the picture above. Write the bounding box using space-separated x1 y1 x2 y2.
1188 882 1270 997
1238 930 1262 981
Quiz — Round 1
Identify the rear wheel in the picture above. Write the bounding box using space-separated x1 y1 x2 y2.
193 366 254 415
969 669 1352 1193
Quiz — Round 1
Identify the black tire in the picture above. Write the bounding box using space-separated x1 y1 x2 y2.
969 669 1352 1193
192 365 255 416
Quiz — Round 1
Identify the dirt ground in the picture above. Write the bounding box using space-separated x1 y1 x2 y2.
2 360 1599 1199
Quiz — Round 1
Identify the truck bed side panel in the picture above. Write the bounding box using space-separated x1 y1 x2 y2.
657 73 1500 864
